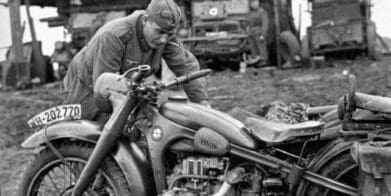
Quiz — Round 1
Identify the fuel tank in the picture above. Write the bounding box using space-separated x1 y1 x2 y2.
159 100 257 149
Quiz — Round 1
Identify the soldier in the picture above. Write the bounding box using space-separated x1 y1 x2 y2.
63 0 209 122
247 0 269 67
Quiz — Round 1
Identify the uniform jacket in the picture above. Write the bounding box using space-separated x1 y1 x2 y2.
63 10 208 119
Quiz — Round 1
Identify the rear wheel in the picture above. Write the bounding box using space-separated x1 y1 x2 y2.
305 151 358 196
18 142 130 196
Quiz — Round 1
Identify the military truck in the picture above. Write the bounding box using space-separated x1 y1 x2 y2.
176 0 251 70
303 0 379 60
177 0 301 69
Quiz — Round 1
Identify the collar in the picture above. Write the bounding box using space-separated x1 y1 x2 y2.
136 15 150 52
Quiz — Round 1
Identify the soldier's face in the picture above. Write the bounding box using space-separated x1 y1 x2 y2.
143 19 174 48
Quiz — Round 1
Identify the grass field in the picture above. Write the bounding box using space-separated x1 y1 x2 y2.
0 56 389 195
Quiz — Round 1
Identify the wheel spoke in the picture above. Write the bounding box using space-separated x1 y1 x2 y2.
69 162 73 186
55 161 74 180
46 171 63 195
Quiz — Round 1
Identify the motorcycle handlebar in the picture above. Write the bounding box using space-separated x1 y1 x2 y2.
130 65 151 83
162 69 211 88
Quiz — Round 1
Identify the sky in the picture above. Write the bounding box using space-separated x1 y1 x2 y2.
0 0 390 61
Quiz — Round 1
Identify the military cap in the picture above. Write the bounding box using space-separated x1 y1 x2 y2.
146 0 182 32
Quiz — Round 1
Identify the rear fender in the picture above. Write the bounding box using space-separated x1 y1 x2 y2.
307 138 356 172
296 138 362 196
21 120 155 195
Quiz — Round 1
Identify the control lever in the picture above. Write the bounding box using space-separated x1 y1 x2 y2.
162 69 211 89
122 65 151 82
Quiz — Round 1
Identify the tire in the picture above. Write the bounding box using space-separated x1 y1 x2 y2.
18 141 130 196
279 31 301 63
305 151 358 196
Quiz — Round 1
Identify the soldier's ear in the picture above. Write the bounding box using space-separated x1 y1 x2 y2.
142 15 148 25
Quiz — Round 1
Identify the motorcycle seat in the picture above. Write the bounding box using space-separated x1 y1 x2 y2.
244 117 324 144
354 92 391 114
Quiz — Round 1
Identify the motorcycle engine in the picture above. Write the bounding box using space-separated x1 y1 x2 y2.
166 156 230 195
166 155 287 196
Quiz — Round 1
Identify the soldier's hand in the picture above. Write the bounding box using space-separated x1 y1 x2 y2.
198 100 211 108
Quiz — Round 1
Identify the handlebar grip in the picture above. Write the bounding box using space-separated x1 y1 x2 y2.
187 69 211 81
164 69 211 88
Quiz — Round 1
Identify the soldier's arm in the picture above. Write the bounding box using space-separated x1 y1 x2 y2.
162 37 209 103
92 31 125 84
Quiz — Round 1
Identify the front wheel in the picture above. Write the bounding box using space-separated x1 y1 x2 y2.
18 141 130 196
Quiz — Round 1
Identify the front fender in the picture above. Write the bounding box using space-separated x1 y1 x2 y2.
22 120 102 148
21 120 156 195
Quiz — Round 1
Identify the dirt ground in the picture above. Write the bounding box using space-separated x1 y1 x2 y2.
0 56 390 195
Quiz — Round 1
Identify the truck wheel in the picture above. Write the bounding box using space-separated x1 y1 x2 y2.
367 21 381 61
304 151 358 196
18 141 130 196
279 31 301 63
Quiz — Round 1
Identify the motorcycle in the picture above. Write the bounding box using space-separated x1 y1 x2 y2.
19 65 366 196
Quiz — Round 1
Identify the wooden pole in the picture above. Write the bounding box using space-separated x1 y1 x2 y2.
298 3 302 39
274 0 281 68
8 0 23 85
25 0 37 42
26 0 46 82
8 0 23 62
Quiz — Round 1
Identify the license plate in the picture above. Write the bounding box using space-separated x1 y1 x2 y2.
27 104 82 128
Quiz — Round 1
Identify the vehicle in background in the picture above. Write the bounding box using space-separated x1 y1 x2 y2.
178 0 301 70
178 0 251 70
303 0 380 60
